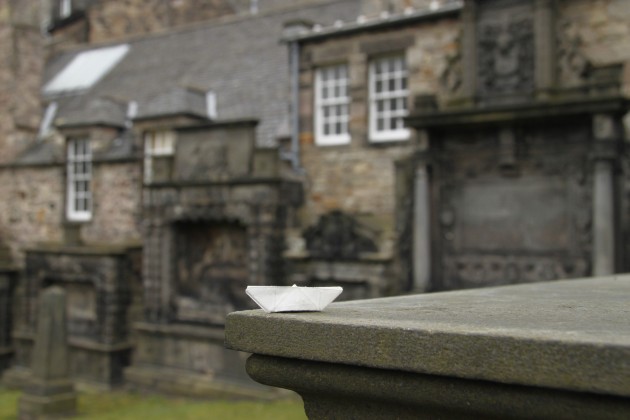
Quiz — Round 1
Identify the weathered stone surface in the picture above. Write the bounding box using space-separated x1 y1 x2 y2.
19 286 76 419
226 275 630 398
0 0 45 165
246 354 630 420
124 322 280 398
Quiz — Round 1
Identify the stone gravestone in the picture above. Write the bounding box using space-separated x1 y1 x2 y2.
19 286 76 419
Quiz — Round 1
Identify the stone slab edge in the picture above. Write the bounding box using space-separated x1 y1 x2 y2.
226 276 630 398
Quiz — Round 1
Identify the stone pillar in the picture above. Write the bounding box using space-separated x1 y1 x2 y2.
19 286 76 419
459 0 477 105
413 165 431 291
592 114 618 276
534 0 556 97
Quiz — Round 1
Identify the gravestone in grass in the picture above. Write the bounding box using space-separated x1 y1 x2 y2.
19 286 77 419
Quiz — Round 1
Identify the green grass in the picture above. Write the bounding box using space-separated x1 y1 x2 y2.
0 388 306 420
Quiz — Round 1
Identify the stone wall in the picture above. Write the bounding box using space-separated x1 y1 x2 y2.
297 17 459 254
0 0 45 164
82 162 142 245
558 0 630 90
0 166 64 266
86 0 236 43
0 158 142 265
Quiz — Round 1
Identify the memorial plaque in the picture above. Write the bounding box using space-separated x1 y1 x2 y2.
453 177 569 252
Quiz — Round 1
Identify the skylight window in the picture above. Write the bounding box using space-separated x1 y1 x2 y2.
44 44 130 94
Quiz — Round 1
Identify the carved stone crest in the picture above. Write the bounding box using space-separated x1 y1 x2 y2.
304 211 377 260
477 3 534 96
556 21 592 86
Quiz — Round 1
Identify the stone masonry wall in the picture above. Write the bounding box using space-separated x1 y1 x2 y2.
87 0 235 43
0 0 45 164
558 0 630 94
0 158 142 266
298 17 459 254
0 166 64 266
81 162 142 245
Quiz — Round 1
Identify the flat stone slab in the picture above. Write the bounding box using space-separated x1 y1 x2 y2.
226 275 630 398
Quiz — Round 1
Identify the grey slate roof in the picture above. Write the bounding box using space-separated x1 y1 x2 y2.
43 0 363 147
56 96 127 128
135 87 208 120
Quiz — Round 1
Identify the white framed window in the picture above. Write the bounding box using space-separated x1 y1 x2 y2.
369 55 410 142
315 64 350 146
66 137 92 222
144 130 175 183
60 0 72 19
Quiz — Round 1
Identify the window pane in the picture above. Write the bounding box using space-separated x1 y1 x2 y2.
369 55 409 140
316 64 349 143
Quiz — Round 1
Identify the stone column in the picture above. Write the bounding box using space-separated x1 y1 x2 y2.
18 286 76 419
534 0 556 98
413 165 431 291
459 0 477 105
592 114 618 276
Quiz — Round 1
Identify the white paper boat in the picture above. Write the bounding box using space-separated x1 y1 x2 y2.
246 285 343 313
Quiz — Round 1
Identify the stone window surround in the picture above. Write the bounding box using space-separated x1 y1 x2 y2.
368 53 410 143
314 63 351 146
66 136 92 222
308 43 414 148
59 0 72 19
143 129 176 183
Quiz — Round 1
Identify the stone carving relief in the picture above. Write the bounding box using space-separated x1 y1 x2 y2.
477 4 534 96
439 32 462 95
556 21 592 86
304 211 377 260
174 222 251 325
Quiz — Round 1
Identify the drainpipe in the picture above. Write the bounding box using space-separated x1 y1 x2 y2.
289 39 303 173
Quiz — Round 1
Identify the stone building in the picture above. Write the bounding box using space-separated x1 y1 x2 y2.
284 0 630 294
1 0 630 394
0 0 365 392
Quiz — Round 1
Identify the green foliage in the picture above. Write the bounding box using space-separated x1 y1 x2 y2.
0 388 306 420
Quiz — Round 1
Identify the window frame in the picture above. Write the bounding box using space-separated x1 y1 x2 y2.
59 0 72 19
144 130 175 184
369 54 410 143
66 137 92 222
314 63 351 146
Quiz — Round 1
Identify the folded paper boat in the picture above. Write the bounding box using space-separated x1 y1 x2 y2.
246 285 343 313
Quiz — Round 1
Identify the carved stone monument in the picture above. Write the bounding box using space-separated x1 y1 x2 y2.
19 286 77 419
405 0 627 291
4 245 142 389
125 121 301 396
